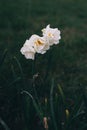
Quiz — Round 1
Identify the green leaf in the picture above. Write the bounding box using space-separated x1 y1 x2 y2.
21 90 44 120
0 118 10 130
0 49 8 66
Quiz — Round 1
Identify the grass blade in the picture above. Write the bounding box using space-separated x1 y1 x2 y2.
8 77 21 87
0 118 10 130
0 49 8 66
58 84 65 106
13 56 25 87
21 90 43 120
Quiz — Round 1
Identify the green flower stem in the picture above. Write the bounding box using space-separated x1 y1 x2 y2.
44 49 52 81
32 55 44 121
50 78 58 130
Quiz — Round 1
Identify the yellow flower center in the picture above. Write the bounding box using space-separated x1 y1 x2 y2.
35 39 44 46
48 33 53 37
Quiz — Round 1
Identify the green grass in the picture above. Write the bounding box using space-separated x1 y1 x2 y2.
0 0 87 130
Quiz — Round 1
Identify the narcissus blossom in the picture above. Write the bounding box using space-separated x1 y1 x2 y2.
20 40 36 60
30 34 50 54
20 34 50 60
20 25 61 60
42 24 61 46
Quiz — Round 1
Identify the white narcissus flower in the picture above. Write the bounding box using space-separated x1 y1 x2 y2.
20 40 36 60
20 25 61 60
31 34 50 54
42 24 61 46
20 34 50 60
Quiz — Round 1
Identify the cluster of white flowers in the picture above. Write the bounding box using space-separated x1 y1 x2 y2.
20 25 61 60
